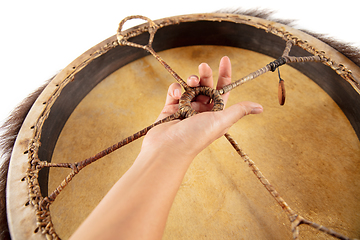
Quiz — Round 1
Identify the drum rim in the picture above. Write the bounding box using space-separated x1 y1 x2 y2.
6 13 360 239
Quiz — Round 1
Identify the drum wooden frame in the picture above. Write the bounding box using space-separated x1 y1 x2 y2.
6 13 360 239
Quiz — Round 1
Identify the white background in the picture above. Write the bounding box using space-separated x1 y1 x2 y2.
0 0 359 126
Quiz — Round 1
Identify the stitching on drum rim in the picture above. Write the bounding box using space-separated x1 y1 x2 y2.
23 13 358 240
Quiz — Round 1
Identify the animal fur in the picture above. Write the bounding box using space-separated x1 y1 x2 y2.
216 8 360 66
0 78 52 240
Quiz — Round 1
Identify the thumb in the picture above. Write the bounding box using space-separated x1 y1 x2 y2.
220 101 263 128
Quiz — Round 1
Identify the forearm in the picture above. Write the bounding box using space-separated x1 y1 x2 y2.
70 148 193 240
69 56 263 240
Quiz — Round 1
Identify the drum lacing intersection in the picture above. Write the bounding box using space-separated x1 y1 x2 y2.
28 15 355 240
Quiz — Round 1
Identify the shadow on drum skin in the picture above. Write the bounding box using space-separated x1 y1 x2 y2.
46 45 360 239
37 42 150 198
164 140 288 239
35 11 360 209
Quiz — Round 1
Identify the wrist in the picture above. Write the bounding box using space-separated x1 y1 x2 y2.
136 142 195 171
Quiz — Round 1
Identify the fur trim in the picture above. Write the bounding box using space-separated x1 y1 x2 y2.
0 77 53 240
216 8 360 67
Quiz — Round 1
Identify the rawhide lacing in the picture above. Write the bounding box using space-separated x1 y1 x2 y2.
23 15 357 240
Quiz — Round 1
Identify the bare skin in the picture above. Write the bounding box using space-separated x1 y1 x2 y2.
69 56 263 240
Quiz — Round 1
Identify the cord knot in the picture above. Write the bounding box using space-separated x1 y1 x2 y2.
269 57 287 72
179 86 224 119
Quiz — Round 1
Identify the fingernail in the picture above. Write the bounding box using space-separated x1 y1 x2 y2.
173 89 181 98
199 63 209 68
249 103 263 114
189 75 199 82
251 107 263 114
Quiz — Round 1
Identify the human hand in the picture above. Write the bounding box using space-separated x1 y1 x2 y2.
70 57 263 240
141 56 263 160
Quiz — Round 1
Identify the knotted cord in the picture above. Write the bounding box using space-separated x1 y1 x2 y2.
26 15 357 240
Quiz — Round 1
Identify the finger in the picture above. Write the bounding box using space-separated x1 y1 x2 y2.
194 63 213 104
219 101 263 132
198 63 213 88
217 56 232 105
176 101 263 157
156 83 182 121
187 75 200 88
164 83 182 106
187 74 210 105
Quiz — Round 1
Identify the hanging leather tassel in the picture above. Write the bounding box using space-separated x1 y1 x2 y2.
277 68 286 105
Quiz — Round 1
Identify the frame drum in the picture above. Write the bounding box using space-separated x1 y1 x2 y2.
6 13 360 239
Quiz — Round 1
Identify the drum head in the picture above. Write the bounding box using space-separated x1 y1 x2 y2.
6 13 360 239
